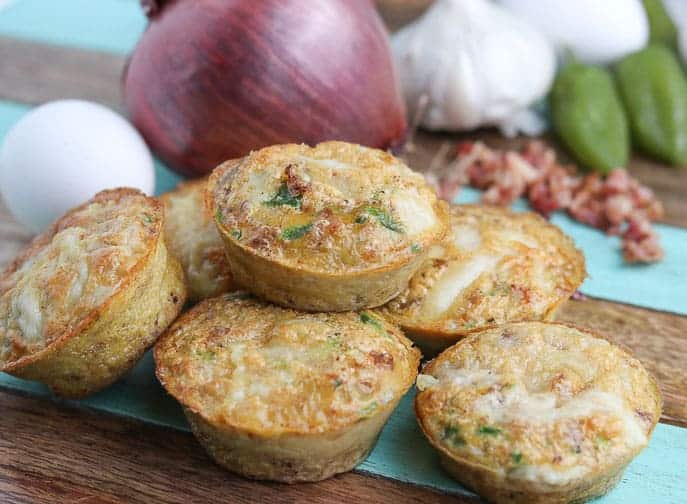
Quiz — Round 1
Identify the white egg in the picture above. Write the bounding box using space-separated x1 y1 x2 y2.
0 99 155 233
497 0 649 64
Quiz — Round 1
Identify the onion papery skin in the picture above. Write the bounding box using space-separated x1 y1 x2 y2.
124 0 407 176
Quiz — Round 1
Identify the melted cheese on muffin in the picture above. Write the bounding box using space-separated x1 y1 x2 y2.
209 142 447 273
381 205 585 337
0 189 161 365
155 294 420 435
161 179 233 301
415 322 660 490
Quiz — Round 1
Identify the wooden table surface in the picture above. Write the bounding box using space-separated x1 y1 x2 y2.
1 3 686 503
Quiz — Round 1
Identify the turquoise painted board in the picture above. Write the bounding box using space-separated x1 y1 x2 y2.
0 0 145 54
1 356 686 504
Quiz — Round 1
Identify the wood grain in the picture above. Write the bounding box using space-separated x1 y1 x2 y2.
0 35 125 111
0 392 472 504
0 198 32 267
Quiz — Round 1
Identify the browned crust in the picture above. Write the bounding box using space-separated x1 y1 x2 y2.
184 401 397 483
206 157 451 281
414 322 662 503
396 303 564 358
159 176 235 302
383 205 586 355
154 293 421 438
1 188 164 372
159 177 209 212
206 156 449 311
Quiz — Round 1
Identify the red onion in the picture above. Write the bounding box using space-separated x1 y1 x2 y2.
124 0 407 176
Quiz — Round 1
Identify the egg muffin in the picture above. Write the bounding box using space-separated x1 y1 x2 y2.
380 205 585 356
0 188 186 398
415 322 661 504
154 293 420 482
160 178 234 302
206 142 449 311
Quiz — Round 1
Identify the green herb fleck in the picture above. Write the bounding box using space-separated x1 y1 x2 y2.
142 213 154 224
360 312 383 331
215 207 224 223
230 229 242 240
333 378 343 388
274 358 289 370
596 434 610 448
463 321 477 329
488 282 512 296
360 402 378 417
281 223 313 240
442 425 466 446
355 214 368 224
263 182 302 209
362 206 404 233
478 425 502 436
511 452 523 464
196 350 215 361
410 243 422 253
372 189 385 202
326 334 344 351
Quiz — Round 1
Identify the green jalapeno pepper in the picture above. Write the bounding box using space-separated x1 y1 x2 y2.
616 44 687 166
551 62 630 174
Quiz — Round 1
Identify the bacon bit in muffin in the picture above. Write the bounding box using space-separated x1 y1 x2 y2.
284 164 310 196
370 350 394 369
429 141 664 263
250 226 279 251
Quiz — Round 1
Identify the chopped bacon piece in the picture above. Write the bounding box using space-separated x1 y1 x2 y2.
428 140 665 264
622 215 664 263
369 351 394 369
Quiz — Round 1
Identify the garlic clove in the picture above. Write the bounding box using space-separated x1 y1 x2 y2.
392 0 555 135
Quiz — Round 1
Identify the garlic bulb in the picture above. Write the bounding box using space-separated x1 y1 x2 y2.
497 0 649 65
392 0 555 137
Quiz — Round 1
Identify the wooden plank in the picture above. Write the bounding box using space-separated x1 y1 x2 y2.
0 35 125 111
0 391 471 504
0 198 32 267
